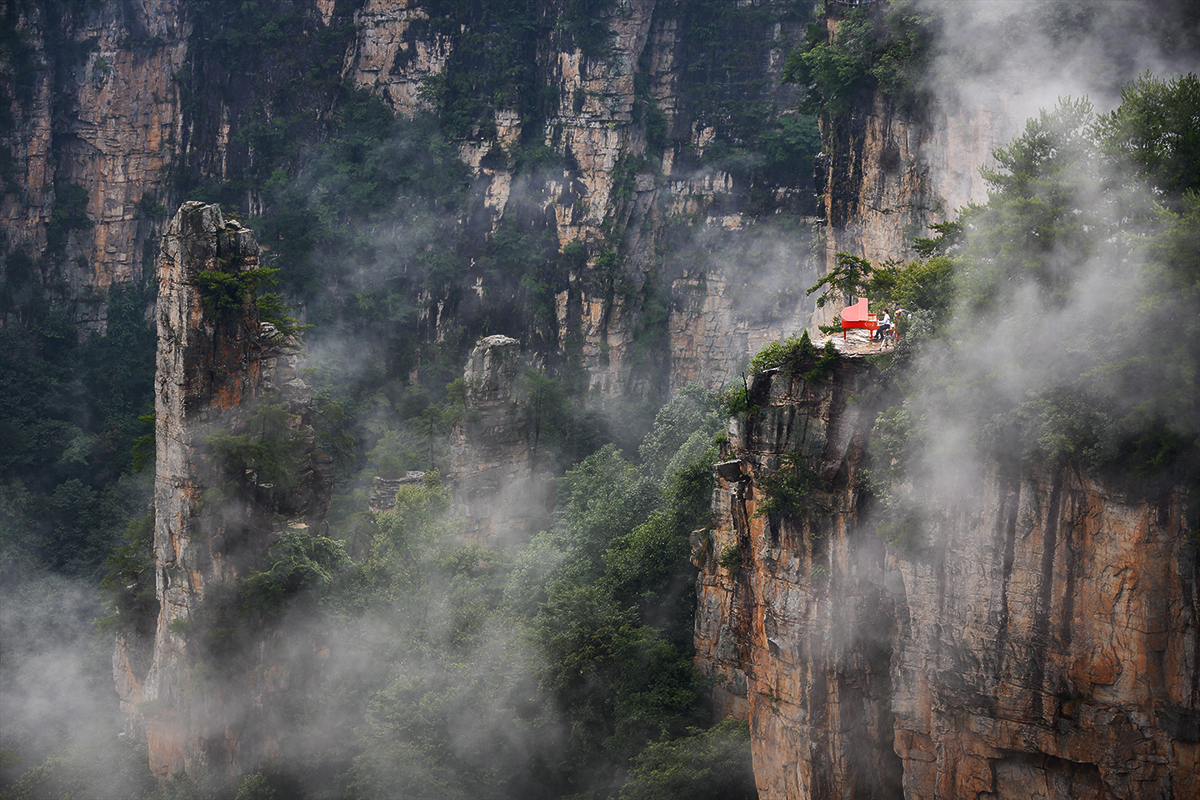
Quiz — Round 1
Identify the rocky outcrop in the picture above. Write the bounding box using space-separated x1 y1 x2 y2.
448 335 552 546
368 471 427 514
113 202 333 781
694 351 1198 800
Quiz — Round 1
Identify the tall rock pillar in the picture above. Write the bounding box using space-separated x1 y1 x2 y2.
114 202 333 782
449 335 553 546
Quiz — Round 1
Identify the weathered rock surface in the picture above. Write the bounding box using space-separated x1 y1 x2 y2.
448 335 553 546
368 471 427 514
113 202 333 781
4 0 818 392
808 12 1026 331
2 0 187 331
695 355 1198 800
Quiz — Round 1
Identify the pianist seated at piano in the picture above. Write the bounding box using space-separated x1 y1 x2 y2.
874 311 892 342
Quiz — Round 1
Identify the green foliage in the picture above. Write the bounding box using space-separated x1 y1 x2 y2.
46 182 92 254
964 97 1101 306
239 529 349 616
783 3 934 121
519 368 606 470
911 220 963 259
129 411 156 473
551 445 660 576
373 472 454 569
255 291 303 337
193 265 279 320
716 543 740 578
411 0 544 139
97 513 157 635
806 248 955 336
748 330 817 374
806 252 874 308
560 0 615 58
721 381 755 418
872 83 1199 530
866 255 955 323
638 385 723 482
742 330 838 385
0 280 155 579
496 391 725 791
234 772 276 800
754 452 818 521
204 403 305 504
1096 72 1200 203
618 719 756 800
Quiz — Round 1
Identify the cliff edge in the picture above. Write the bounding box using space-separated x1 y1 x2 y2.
695 353 1198 799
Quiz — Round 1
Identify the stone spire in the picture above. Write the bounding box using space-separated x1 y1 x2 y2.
448 335 553 546
114 202 333 782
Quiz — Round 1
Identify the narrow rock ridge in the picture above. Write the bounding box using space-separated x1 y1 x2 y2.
695 354 1198 800
114 202 333 781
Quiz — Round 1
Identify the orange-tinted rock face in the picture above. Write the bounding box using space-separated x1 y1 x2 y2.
114 202 333 782
695 355 1198 800
2 0 187 331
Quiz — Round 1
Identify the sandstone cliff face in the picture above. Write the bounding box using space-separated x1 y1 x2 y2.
113 202 333 781
2 0 186 331
4 0 819 393
818 92 1021 280
345 0 819 396
694 353 1198 800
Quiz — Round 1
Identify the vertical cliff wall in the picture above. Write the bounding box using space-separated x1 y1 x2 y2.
113 202 333 781
1 0 186 330
694 352 1198 800
817 90 1020 281
3 0 820 393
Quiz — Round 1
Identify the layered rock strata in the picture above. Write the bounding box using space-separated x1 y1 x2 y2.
695 352 1198 800
113 202 333 781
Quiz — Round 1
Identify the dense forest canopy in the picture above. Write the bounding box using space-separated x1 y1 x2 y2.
1 0 1198 798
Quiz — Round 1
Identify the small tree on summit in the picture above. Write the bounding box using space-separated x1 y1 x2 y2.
805 252 874 308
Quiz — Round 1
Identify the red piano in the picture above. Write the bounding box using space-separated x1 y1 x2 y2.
840 297 879 340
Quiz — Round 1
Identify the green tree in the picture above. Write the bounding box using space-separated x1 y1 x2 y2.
958 97 1103 310
619 719 756 800
783 3 934 121
1096 72 1200 203
239 529 349 616
806 252 874 308
873 85 1198 513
